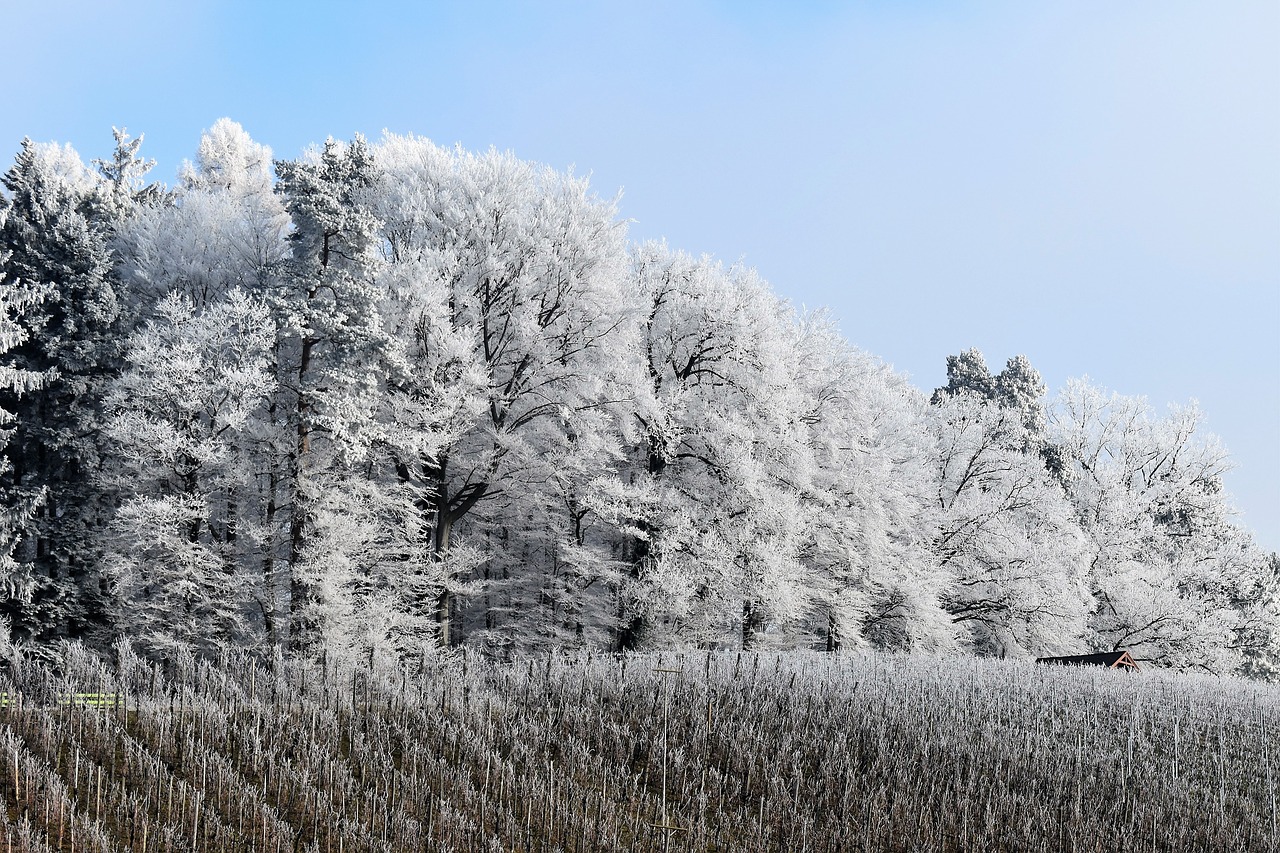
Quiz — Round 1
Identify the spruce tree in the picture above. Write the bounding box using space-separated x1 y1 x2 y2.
0 139 120 645
0 203 52 628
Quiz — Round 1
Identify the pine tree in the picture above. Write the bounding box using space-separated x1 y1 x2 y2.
994 354 1047 436
931 348 997 404
274 135 387 651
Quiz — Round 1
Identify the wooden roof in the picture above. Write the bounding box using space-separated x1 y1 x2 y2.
1035 651 1140 672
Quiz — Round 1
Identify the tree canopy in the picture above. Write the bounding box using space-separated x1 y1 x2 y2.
0 121 1273 675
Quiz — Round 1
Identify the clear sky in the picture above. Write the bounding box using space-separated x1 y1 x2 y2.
5 0 1278 551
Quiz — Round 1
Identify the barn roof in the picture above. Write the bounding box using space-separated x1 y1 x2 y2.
1035 651 1140 671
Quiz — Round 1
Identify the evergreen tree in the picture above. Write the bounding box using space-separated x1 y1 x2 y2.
92 127 165 219
0 204 52 627
931 348 996 404
994 354 1047 436
274 135 387 651
0 138 124 646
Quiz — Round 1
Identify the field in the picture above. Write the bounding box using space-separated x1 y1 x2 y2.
0 644 1275 852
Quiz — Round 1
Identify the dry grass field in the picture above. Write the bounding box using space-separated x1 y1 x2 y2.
0 644 1275 852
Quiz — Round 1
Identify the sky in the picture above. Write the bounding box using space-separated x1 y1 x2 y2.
4 0 1278 550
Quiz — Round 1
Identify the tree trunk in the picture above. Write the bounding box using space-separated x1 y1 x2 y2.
433 506 453 647
288 336 315 652
261 465 280 648
424 453 489 649
742 600 764 650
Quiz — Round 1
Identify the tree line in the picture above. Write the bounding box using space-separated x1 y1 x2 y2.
0 119 1274 673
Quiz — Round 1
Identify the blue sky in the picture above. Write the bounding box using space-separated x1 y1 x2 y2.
5 0 1278 550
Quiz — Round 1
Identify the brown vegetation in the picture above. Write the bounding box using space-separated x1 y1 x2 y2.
0 644 1275 852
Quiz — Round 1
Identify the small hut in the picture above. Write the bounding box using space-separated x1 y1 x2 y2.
1035 651 1140 672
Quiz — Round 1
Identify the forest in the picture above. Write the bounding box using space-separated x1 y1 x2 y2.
0 119 1275 675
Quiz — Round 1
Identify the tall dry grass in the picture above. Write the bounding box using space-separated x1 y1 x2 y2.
0 644 1274 852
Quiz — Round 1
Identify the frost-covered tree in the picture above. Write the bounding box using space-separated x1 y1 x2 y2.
1239 552 1280 680
934 349 1048 441
0 205 51 633
1050 380 1271 672
296 473 446 667
372 134 635 651
0 120 1269 673
273 135 388 650
129 120 293 625
791 316 953 652
932 348 997 404
931 392 1091 656
0 138 128 645
994 354 1048 437
100 291 276 658
92 127 165 220
109 120 295 648
602 244 819 650
118 118 288 311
